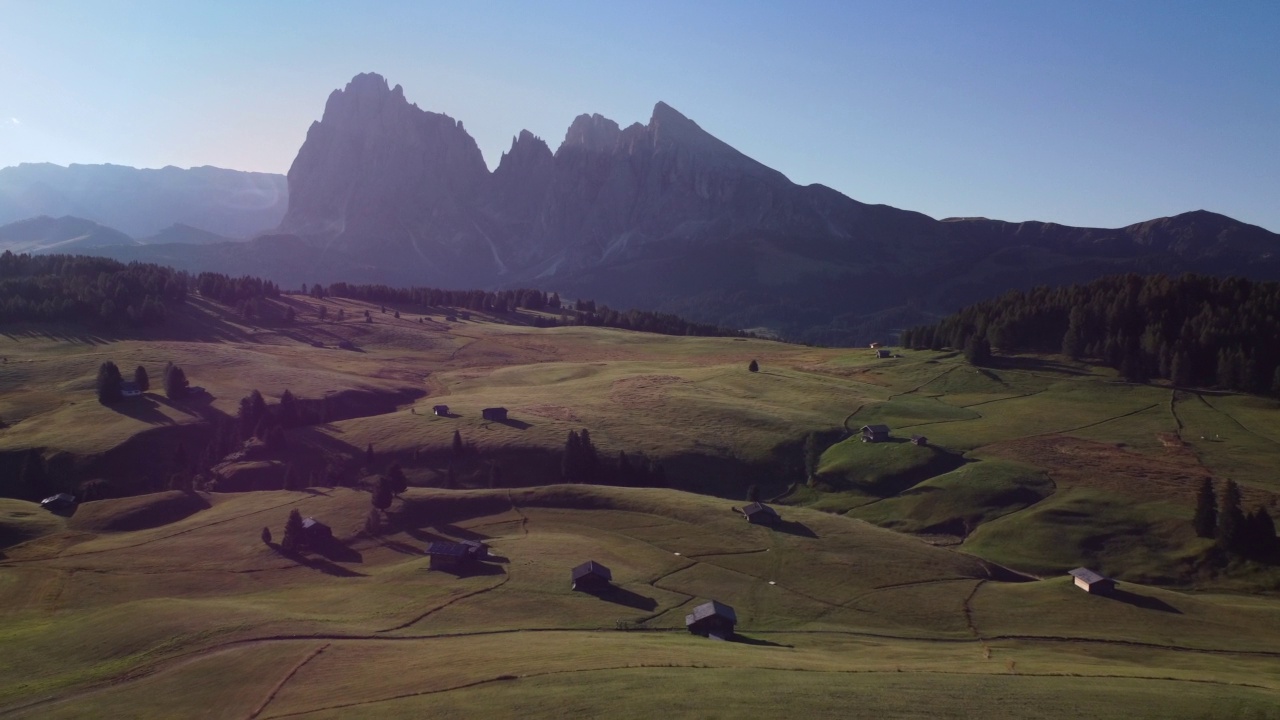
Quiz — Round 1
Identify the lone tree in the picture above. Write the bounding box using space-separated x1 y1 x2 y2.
282 509 305 552
365 443 375 468
748 359 759 373
164 364 189 399
387 462 408 495
1193 477 1217 538
97 361 124 404
1218 479 1246 552
134 365 150 392
372 476 393 513
261 526 272 544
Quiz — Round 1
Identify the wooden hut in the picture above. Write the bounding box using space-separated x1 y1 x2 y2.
1068 567 1115 595
911 434 928 446
482 407 508 421
426 541 472 572
301 517 332 543
861 424 890 443
571 560 613 591
742 502 780 526
432 404 449 416
685 600 737 639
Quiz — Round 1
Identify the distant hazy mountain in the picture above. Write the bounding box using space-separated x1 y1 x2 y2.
0 215 138 254
0 163 287 238
56 73 1280 342
139 223 237 245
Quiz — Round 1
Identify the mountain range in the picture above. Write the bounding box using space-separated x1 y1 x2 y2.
3 72 1279 343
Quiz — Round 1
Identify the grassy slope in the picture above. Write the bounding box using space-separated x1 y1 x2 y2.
1 486 1277 718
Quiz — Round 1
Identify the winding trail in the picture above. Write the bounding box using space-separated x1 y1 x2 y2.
247 643 330 720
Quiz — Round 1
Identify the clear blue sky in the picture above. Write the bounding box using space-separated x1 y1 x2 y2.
2 0 1277 231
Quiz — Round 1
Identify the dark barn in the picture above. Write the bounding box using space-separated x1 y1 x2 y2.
426 541 472 572
742 502 780 526
433 404 449 416
482 407 508 421
686 600 737 640
861 424 890 443
571 560 613 591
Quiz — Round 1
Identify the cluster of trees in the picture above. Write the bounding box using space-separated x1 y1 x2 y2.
1194 478 1277 560
561 429 666 487
95 361 181 404
0 251 187 327
309 281 750 339
194 272 280 306
901 273 1280 392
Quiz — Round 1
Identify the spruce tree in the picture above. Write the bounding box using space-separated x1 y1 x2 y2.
97 361 123 404
365 443 375 468
372 476 393 512
134 365 149 392
165 365 188 399
1193 477 1217 538
748 359 759 372
452 430 464 458
579 429 599 481
282 509 305 552
1218 479 1245 552
562 430 582 483
387 462 408 495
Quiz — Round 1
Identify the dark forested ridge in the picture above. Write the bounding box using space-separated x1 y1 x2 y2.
0 251 189 327
903 273 1280 393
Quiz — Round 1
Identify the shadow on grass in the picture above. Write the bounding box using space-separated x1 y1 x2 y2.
1108 588 1182 614
773 520 818 538
107 396 174 425
404 527 450 544
271 543 367 577
431 560 506 578
582 585 658 611
732 634 793 648
434 523 492 541
380 539 422 555
490 418 532 430
312 538 363 564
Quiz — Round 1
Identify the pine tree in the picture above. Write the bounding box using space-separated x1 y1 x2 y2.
562 430 582 483
579 429 599 482
387 462 408 495
452 430 464 458
372 476 393 512
134 365 150 392
165 365 188 399
964 335 992 366
365 443 375 468
1218 479 1245 552
1193 477 1217 538
261 526 272 544
282 509 305 552
97 361 123 404
748 359 759 372
279 389 298 428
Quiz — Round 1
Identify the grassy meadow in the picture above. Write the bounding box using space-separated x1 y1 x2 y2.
2 293 1280 716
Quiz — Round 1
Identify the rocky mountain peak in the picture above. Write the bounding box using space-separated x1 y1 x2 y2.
558 113 622 154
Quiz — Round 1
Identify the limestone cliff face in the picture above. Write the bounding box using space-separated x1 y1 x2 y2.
280 73 493 277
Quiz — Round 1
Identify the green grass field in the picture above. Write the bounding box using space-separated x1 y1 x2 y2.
3 297 1280 716
1 486 1278 718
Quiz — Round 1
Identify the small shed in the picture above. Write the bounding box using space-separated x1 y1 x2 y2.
482 407 508 422
686 600 737 640
911 434 928 446
1068 567 1115 595
40 493 76 511
426 541 472 572
120 382 142 397
742 502 780 526
433 404 449 416
301 517 332 543
876 349 892 359
861 424 890 443
461 539 489 560
571 560 613 591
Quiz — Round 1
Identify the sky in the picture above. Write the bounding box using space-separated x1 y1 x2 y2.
1 0 1277 232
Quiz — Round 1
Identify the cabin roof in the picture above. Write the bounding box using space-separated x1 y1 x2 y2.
301 517 328 530
686 600 737 625
862 424 890 433
426 542 471 558
1068 567 1108 584
571 560 612 581
743 502 778 517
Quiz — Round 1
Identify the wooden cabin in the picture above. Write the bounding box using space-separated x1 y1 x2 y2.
301 517 332 544
426 542 472 572
742 502 780 526
686 600 737 639
861 424 890 443
911 434 928 446
1068 567 1115 595
571 560 613 591
432 404 449 416
876 349 892 359
482 407 508 421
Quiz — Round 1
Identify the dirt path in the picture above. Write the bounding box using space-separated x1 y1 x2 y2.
247 643 330 720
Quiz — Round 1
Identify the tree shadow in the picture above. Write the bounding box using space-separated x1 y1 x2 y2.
732 634 793 648
583 585 658 611
379 539 422 555
273 545 366 577
774 520 818 538
312 538 363 564
404 527 450 544
106 396 174 425
1107 588 1182 613
434 523 492 541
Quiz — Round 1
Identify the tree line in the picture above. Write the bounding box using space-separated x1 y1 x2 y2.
0 251 187 327
1194 478 1277 561
901 273 1280 392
